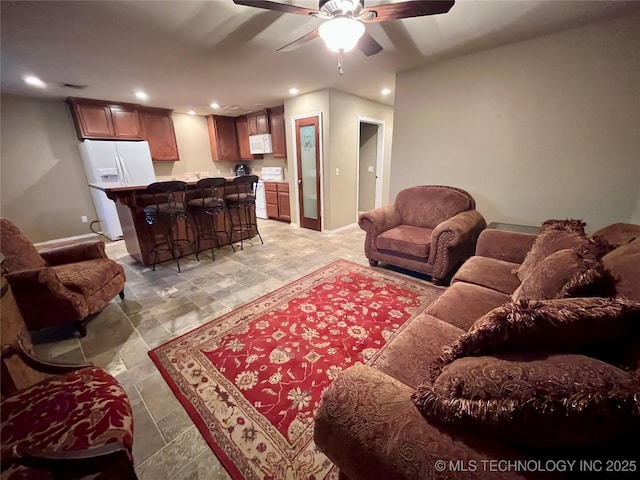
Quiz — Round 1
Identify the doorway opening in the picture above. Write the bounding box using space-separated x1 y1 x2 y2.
356 117 384 218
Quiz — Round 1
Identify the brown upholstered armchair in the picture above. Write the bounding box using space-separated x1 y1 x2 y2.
358 186 486 284
0 218 126 336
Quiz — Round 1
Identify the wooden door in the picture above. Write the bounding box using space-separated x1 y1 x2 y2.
110 106 143 139
73 103 115 139
295 116 321 231
269 105 286 158
139 109 179 161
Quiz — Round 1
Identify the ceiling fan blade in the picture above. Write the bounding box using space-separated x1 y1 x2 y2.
232 0 319 16
277 28 319 52
362 0 455 23
358 31 383 56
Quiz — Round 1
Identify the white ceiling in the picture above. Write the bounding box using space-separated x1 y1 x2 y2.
1 0 638 116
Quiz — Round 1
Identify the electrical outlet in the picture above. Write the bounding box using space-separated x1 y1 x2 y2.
81 216 88 223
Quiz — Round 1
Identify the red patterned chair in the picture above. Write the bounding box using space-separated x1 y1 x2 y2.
358 186 486 285
1 342 136 479
0 218 126 336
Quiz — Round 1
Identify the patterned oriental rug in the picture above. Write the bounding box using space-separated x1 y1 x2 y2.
149 259 444 480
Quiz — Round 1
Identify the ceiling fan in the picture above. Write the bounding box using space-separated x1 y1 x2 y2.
233 0 455 74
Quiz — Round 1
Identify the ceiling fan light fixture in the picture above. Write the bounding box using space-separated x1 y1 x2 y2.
318 17 364 53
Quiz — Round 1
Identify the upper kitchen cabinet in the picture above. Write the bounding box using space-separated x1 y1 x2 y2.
138 107 180 162
207 115 239 161
268 105 286 158
66 97 143 140
247 109 269 135
235 116 263 161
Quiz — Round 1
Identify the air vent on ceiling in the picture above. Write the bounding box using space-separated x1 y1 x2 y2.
60 82 87 90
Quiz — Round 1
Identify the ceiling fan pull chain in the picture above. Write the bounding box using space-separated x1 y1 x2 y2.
337 49 344 75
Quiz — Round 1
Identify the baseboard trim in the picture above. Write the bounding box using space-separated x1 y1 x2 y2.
323 223 358 234
34 233 101 248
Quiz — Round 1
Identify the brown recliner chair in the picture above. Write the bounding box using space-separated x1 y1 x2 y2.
358 186 486 284
0 218 126 336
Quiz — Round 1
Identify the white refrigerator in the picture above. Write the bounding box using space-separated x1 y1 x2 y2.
79 140 156 241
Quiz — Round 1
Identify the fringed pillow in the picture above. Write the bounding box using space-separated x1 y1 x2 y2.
511 247 612 301
412 353 640 447
429 297 640 382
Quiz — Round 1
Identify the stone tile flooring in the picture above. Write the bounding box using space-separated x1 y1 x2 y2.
32 219 375 479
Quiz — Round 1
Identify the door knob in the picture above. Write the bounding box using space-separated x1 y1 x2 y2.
297 179 302 184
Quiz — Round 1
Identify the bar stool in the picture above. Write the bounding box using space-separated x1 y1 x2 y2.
143 181 192 272
187 177 230 260
224 175 263 251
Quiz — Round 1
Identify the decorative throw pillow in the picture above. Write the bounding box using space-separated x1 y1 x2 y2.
540 218 586 233
517 229 590 282
413 353 640 447
429 297 640 382
512 247 609 301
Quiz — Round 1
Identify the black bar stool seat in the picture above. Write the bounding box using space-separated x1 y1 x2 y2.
187 177 231 260
224 175 263 251
144 180 192 272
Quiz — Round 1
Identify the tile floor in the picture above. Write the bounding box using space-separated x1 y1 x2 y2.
32 219 375 479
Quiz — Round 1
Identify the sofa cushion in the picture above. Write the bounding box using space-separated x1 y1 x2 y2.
430 297 640 381
377 225 433 258
371 314 464 389
413 353 640 448
52 259 123 296
425 283 510 331
593 222 640 248
512 248 607 301
603 237 640 302
452 256 521 295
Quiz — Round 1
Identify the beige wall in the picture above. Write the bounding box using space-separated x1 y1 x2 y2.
284 89 394 231
0 95 287 242
358 123 378 212
390 14 640 232
0 94 96 242
327 90 394 230
632 192 640 225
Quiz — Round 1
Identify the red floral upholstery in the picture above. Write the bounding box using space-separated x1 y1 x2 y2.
1 367 133 480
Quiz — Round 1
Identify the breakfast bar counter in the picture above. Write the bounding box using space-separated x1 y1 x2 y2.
89 180 258 267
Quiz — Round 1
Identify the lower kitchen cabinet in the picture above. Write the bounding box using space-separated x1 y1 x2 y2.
265 181 290 223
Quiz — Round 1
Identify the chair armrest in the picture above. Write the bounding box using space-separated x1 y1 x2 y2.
475 229 537 264
1 341 91 374
430 211 486 254
315 364 524 480
39 241 107 265
3 441 134 478
358 205 401 236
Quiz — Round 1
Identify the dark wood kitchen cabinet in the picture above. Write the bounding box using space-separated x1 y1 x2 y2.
268 105 286 158
247 109 269 135
207 115 239 161
138 107 180 161
234 116 263 161
265 181 290 222
67 97 143 140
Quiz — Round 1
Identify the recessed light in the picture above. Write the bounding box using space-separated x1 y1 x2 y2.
135 90 148 100
210 102 219 109
24 75 46 88
187 110 196 115
289 88 299 95
381 88 391 95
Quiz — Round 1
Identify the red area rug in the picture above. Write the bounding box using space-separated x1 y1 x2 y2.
149 259 444 480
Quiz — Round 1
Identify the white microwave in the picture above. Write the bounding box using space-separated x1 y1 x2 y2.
249 134 273 154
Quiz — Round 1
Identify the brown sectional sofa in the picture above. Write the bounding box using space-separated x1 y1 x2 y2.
315 222 640 480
